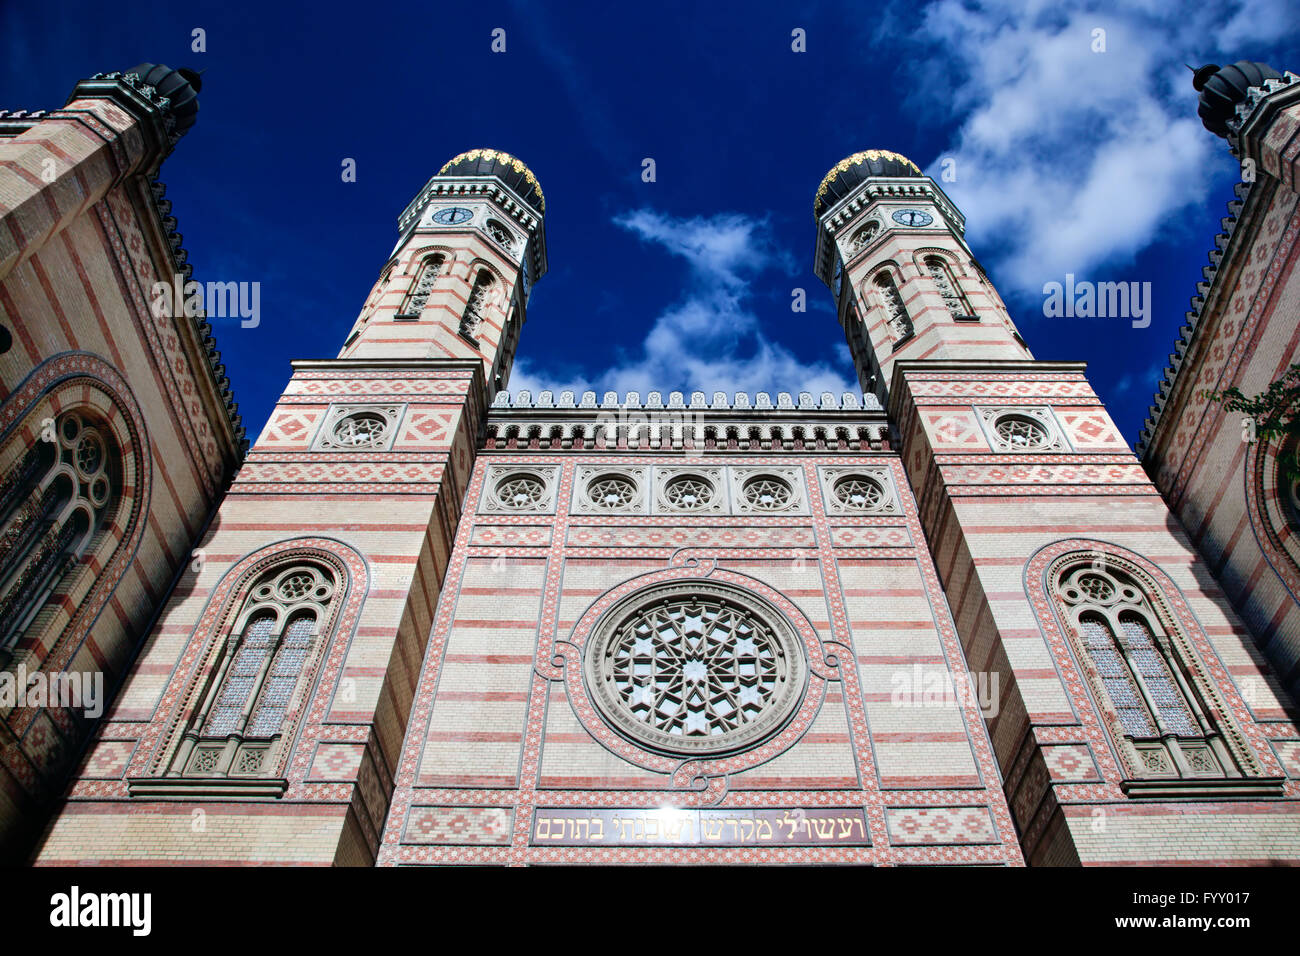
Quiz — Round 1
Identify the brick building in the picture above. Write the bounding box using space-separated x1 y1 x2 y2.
4 61 1300 865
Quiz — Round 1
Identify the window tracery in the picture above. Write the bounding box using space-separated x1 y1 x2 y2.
873 272 913 343
0 411 118 656
1053 557 1243 781
925 255 975 321
397 254 444 319
459 270 494 341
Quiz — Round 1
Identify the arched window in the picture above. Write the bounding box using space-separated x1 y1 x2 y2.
872 272 913 344
924 255 975 321
170 562 337 778
1053 557 1242 780
0 411 118 662
459 269 494 341
396 254 444 319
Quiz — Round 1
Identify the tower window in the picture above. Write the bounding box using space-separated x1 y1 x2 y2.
993 414 1049 450
873 273 913 344
459 270 495 342
331 412 390 448
925 256 977 321
484 219 517 252
849 221 879 255
396 254 444 319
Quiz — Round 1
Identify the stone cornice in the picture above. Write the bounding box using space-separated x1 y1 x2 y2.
136 178 247 458
1139 71 1300 459
1136 178 1261 460
290 357 486 373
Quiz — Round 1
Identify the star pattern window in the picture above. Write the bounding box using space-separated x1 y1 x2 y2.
742 475 793 511
588 475 638 509
994 414 1049 450
332 412 389 448
664 475 715 510
833 475 885 511
496 473 547 510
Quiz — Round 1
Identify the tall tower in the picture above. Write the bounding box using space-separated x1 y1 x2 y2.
817 150 1300 865
340 149 547 396
34 150 546 865
813 150 1030 408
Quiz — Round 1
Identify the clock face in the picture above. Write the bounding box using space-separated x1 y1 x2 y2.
432 206 474 225
891 208 933 228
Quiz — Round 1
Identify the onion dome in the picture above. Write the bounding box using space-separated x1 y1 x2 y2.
1193 61 1282 137
815 149 923 216
437 148 545 214
125 63 202 138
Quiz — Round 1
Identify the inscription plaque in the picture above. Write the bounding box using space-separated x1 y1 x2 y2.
530 807 870 846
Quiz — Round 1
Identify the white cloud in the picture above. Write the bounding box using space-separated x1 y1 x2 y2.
508 210 855 400
908 0 1296 293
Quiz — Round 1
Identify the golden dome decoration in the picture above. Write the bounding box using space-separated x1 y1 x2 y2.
437 148 546 213
814 149 922 214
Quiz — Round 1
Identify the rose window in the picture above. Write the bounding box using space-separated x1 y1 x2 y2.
994 414 1049 449
1076 574 1114 601
332 412 389 447
742 475 793 511
278 572 315 601
584 581 806 755
75 433 103 477
496 473 546 509
664 475 714 510
588 475 637 509
833 475 884 511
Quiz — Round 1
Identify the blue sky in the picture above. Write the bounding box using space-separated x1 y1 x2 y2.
3 0 1297 446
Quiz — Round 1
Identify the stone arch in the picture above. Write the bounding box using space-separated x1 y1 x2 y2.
1026 539 1274 785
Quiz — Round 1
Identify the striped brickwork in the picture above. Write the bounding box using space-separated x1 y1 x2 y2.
892 361 1300 865
378 449 1024 865
1142 114 1300 703
32 361 482 864
0 87 242 857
